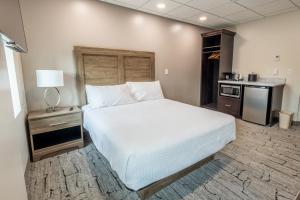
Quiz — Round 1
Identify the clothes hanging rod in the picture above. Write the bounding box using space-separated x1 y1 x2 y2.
203 50 220 54
202 45 220 49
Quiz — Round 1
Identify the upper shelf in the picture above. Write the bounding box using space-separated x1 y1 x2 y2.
201 29 236 49
203 45 220 49
203 34 221 48
202 45 220 54
201 29 236 37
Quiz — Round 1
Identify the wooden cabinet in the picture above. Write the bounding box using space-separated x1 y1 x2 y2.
218 96 241 117
200 29 235 110
28 107 84 161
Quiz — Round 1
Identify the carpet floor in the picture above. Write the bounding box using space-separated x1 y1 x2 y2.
25 120 300 200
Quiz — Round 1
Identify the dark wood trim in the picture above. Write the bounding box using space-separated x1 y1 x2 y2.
200 29 235 109
137 155 215 200
292 121 300 126
201 29 236 37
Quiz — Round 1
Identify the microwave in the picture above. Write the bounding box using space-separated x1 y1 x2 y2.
220 84 241 98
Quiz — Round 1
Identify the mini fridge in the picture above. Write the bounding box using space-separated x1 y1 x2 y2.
242 86 270 125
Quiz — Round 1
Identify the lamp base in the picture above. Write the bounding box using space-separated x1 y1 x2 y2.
43 87 61 113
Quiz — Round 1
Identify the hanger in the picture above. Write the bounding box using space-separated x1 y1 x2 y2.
208 52 220 60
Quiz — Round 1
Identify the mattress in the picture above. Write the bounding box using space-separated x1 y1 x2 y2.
83 99 236 190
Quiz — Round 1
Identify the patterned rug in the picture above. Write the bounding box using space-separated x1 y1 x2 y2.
25 120 300 200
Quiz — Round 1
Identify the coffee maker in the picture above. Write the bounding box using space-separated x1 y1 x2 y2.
221 72 242 81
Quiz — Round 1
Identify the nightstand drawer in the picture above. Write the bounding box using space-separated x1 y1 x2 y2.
29 113 81 134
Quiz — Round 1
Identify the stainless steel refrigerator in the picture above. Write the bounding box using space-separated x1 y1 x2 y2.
242 86 269 125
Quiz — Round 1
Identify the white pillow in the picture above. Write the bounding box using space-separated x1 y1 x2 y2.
126 81 164 101
85 84 137 108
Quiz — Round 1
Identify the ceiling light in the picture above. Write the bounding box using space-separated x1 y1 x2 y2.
199 16 207 21
157 3 166 9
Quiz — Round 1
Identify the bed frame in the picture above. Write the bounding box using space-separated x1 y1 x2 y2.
74 46 215 199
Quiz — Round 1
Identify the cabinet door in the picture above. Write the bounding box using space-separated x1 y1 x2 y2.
219 34 234 77
218 96 241 117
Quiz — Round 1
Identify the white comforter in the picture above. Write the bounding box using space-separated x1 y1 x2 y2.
83 99 236 190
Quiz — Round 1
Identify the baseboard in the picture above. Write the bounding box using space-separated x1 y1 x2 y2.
292 121 300 126
24 156 30 178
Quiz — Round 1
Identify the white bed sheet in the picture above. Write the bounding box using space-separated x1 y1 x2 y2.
83 99 236 190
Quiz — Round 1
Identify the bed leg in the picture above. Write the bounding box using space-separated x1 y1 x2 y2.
295 191 300 200
137 191 146 200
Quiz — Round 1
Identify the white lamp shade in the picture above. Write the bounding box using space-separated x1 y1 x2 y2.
36 70 64 87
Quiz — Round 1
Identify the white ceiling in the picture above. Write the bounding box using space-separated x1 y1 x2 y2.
99 0 300 28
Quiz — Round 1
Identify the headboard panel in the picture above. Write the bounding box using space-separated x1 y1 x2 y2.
74 46 155 105
83 54 120 85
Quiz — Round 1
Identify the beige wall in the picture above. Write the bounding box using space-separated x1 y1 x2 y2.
0 0 27 51
231 11 300 121
0 40 28 199
20 0 209 111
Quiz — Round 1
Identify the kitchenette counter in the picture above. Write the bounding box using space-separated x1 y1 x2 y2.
218 78 286 87
218 77 285 126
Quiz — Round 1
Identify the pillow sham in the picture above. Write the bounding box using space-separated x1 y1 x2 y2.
85 84 137 108
126 81 164 101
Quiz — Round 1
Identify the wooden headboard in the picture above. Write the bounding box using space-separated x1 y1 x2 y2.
74 46 155 105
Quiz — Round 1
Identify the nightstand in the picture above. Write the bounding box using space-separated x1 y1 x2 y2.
28 106 84 161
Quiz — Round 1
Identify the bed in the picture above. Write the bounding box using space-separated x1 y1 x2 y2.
75 46 236 199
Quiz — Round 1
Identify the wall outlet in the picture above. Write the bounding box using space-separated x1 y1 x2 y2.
273 68 279 76
164 68 169 75
287 68 293 76
275 55 280 62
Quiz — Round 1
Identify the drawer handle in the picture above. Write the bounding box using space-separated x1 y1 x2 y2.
225 104 232 107
49 122 67 127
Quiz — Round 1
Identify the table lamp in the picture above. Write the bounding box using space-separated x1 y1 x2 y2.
36 70 64 112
